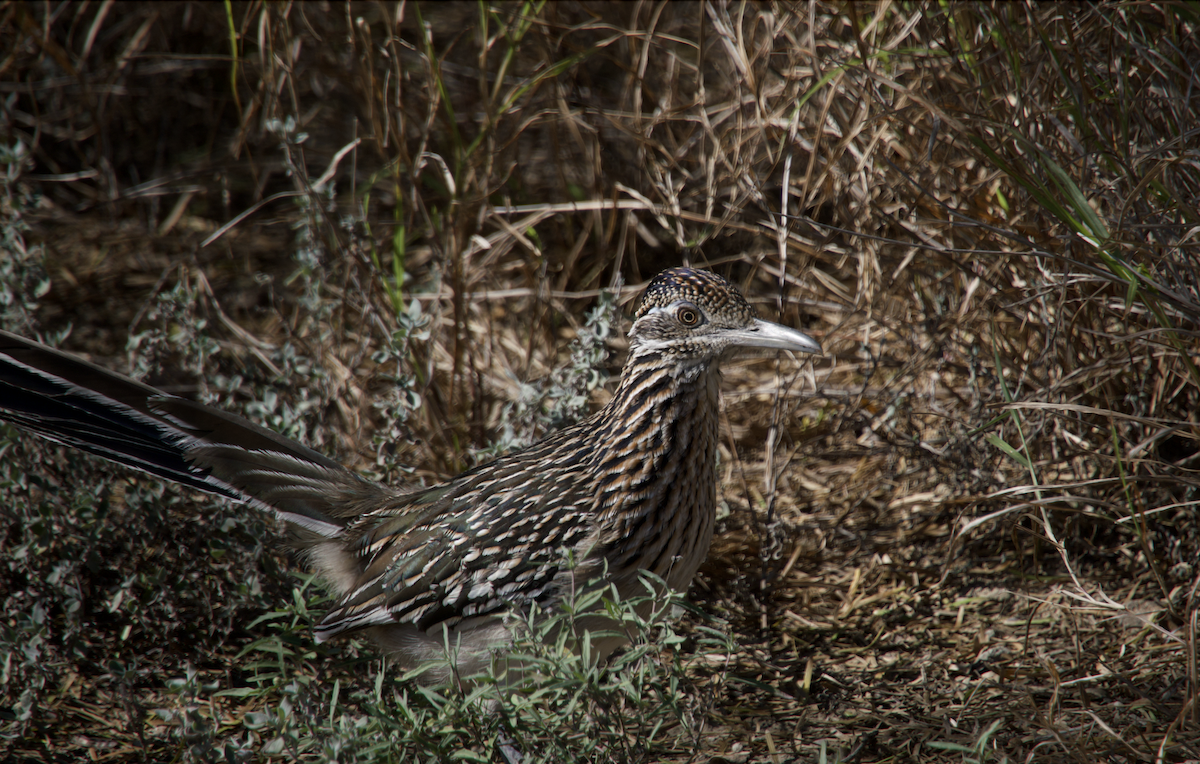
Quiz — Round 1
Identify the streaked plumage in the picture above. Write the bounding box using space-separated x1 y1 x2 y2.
0 267 820 680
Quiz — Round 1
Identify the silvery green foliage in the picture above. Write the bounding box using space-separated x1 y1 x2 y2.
371 298 431 470
0 140 50 334
265 115 334 321
128 277 221 384
486 287 620 457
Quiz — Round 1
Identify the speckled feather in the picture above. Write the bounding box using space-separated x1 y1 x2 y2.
0 267 820 678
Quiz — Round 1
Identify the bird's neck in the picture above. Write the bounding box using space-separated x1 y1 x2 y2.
604 350 720 427
589 351 721 589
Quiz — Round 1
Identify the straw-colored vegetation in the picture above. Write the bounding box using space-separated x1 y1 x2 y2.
2 2 1198 761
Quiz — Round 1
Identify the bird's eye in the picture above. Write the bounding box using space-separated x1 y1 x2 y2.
677 305 702 326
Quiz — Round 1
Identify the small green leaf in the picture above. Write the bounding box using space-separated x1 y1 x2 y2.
985 433 1030 467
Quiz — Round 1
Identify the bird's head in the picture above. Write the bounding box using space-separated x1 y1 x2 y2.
628 268 821 376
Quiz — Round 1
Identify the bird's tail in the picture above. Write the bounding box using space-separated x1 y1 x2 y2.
0 329 381 539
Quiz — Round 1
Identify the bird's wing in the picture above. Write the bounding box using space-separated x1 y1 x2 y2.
314 427 603 640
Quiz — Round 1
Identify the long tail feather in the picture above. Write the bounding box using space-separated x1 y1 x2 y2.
0 330 379 536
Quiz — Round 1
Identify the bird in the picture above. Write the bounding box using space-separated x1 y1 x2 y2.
0 267 820 682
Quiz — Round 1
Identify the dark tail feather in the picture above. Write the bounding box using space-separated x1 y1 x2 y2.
0 329 239 497
0 330 379 537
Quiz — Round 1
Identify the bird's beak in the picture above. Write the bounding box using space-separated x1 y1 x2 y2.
728 319 822 355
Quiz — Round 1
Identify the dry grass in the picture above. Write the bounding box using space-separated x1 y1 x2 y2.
2 2 1199 761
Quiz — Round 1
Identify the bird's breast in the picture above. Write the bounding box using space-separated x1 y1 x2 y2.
594 367 720 592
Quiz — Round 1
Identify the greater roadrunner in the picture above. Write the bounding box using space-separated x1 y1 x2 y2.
0 267 820 680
